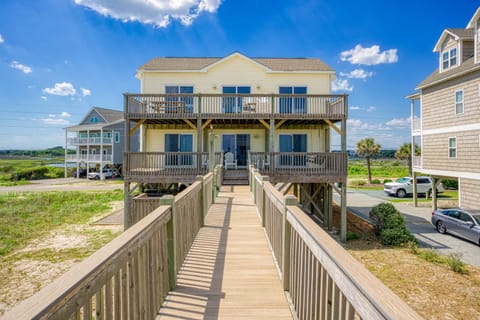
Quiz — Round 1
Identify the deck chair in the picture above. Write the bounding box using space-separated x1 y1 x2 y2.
224 152 237 170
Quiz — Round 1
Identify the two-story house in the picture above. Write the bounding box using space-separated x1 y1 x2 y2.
409 7 480 209
124 52 348 237
65 107 139 178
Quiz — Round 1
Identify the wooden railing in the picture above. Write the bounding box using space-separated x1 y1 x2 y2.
124 152 209 182
252 169 422 320
3 173 215 320
66 154 113 162
125 93 347 120
250 152 347 183
67 137 113 145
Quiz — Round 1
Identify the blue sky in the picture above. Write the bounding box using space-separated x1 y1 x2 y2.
0 0 478 150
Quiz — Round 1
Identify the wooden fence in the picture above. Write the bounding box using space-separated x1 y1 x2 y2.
3 173 215 320
252 169 422 320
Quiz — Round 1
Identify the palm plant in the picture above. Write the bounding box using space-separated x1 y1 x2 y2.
395 143 420 176
356 137 381 184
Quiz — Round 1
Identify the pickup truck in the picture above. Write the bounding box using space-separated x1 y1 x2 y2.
384 176 444 198
87 169 113 180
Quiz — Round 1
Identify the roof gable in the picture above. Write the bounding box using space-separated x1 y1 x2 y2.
433 28 474 52
466 7 480 28
201 52 272 73
79 107 123 125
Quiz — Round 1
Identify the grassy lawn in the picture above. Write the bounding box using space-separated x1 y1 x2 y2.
0 190 124 256
349 158 409 179
0 158 65 184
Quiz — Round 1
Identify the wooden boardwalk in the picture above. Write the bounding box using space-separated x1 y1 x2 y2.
156 185 293 319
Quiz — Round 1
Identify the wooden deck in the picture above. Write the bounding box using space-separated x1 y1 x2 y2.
156 185 293 319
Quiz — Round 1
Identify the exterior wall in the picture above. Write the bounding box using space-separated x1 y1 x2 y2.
108 122 126 164
421 71 480 130
463 40 474 62
140 55 332 95
422 130 480 172
440 35 457 53
459 178 480 209
476 19 480 63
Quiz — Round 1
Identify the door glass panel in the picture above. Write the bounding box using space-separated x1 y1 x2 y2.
222 134 235 155
180 134 193 165
279 87 293 113
294 87 307 113
279 134 292 165
222 87 236 113
236 134 250 166
180 86 194 113
165 134 179 165
293 134 307 166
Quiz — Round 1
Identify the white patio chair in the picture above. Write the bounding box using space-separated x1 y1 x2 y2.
224 152 237 170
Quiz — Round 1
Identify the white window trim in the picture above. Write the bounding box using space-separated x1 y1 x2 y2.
448 136 457 158
454 89 464 115
440 45 459 72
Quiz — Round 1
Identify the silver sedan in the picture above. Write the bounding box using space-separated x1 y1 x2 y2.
432 208 480 245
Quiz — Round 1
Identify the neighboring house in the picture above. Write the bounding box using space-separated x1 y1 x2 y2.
124 52 348 239
409 7 480 209
65 107 139 179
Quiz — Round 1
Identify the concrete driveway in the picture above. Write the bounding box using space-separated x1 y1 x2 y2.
338 190 480 267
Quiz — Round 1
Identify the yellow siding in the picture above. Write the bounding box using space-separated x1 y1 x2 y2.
146 129 196 152
141 55 332 95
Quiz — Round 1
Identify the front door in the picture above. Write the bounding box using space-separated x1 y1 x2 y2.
222 134 251 167
165 134 193 166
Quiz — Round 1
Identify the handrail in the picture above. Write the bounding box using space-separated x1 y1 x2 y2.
252 167 422 319
3 173 215 320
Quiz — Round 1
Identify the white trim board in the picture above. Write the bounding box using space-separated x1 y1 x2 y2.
420 123 480 136
413 168 480 180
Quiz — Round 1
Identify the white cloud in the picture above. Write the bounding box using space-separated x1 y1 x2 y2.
386 117 411 127
331 79 353 92
61 112 72 118
340 44 398 65
367 106 376 112
41 96 47 100
349 106 361 110
74 0 222 28
40 112 72 126
349 105 376 112
80 88 91 96
0 34 4 44
10 61 32 74
340 69 374 79
43 82 77 96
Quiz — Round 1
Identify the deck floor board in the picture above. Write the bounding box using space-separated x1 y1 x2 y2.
156 185 293 320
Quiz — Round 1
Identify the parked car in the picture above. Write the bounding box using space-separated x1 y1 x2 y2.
72 169 87 178
432 208 480 245
384 176 444 198
87 169 113 180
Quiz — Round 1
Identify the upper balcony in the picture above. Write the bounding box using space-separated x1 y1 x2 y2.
67 137 113 145
66 154 113 162
125 93 347 122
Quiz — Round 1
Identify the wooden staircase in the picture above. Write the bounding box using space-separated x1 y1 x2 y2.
222 169 249 185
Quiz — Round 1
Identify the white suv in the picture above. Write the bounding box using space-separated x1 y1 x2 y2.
384 176 444 198
87 169 113 180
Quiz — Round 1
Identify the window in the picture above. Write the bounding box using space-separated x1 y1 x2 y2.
89 116 99 123
114 131 120 143
442 47 457 70
279 86 307 113
222 86 251 113
165 86 194 112
448 137 457 158
455 90 463 114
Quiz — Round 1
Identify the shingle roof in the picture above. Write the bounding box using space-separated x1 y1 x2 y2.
93 107 123 123
138 54 333 72
446 28 474 39
416 56 480 89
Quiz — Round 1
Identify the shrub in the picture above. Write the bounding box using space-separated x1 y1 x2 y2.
371 178 381 184
443 179 458 190
447 253 468 274
346 231 359 241
383 179 392 184
349 179 366 187
369 202 417 246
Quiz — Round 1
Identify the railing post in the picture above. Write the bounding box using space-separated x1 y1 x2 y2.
261 176 269 227
160 195 177 290
253 169 259 204
282 195 297 291
196 175 205 227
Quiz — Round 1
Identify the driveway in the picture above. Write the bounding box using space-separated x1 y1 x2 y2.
338 190 480 267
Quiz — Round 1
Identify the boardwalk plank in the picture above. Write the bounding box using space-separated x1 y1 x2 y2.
157 185 292 320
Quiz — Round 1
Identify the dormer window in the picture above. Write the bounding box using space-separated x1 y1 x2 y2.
442 47 457 70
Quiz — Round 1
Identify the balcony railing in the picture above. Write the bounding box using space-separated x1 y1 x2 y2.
66 154 113 162
67 137 113 145
125 93 347 120
250 152 348 183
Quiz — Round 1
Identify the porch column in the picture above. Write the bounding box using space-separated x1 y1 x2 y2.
269 119 275 152
64 129 68 178
340 97 347 242
100 128 104 180
413 171 418 207
197 118 202 170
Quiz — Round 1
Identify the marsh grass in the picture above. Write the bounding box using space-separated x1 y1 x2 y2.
0 190 123 256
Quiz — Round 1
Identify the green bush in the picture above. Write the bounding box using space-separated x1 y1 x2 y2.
443 179 458 190
369 203 417 246
371 178 381 184
349 179 366 187
383 179 392 184
346 231 359 241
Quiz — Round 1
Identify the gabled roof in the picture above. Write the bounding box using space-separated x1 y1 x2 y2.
466 7 480 28
416 56 480 90
65 107 123 130
433 28 474 52
137 52 334 73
